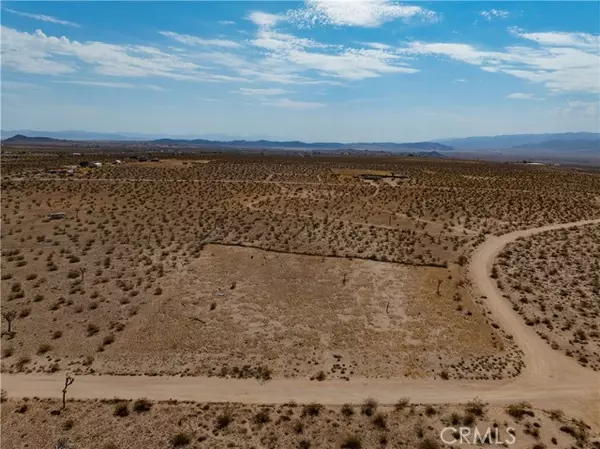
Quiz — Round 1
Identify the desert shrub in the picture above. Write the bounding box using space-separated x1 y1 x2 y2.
340 435 361 449
506 402 534 421
302 403 323 417
15 356 30 371
133 398 152 413
395 397 410 411
465 398 486 417
425 405 437 416
86 324 99 336
170 432 190 447
372 412 387 429
341 404 354 416
462 412 476 426
215 411 232 429
361 397 378 417
418 438 440 449
254 409 270 425
102 334 115 345
298 440 311 449
113 402 129 417
37 343 52 355
314 370 326 381
448 412 461 426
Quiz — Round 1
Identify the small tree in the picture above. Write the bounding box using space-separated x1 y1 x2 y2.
2 310 17 335
62 375 74 410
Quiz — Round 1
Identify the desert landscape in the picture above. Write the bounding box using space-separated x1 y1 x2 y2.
1 149 600 448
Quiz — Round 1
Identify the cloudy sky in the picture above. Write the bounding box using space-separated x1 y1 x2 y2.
1 1 599 141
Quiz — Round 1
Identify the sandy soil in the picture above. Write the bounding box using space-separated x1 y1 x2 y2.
2 398 596 449
494 223 600 370
3 219 599 434
95 244 504 380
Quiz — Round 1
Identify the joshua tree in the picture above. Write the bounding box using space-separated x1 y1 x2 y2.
62 375 75 410
2 310 17 336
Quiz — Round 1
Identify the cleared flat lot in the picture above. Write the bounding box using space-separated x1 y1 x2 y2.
99 244 500 379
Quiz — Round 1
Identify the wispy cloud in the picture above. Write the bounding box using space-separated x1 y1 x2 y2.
218 20 236 26
261 98 325 109
0 26 243 82
53 80 165 91
510 28 600 50
399 30 600 93
507 92 542 100
238 88 287 96
159 31 241 49
479 9 509 21
251 29 418 80
2 7 80 27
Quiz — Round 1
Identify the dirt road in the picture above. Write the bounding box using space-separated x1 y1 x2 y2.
2 219 599 429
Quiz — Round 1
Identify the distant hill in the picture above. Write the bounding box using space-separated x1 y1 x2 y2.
2 133 454 152
512 139 600 152
149 138 453 152
2 134 68 144
437 132 600 150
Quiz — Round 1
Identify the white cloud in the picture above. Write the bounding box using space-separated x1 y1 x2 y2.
507 92 542 100
159 31 241 49
288 0 438 28
400 32 600 93
251 29 417 80
2 7 80 27
261 98 325 109
0 26 242 82
53 80 165 91
480 9 509 21
247 11 284 28
238 88 287 96
361 42 392 50
511 29 600 50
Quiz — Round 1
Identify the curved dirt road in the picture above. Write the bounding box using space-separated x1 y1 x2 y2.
3 219 600 428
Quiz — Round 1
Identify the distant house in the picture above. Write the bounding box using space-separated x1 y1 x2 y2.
91 162 102 168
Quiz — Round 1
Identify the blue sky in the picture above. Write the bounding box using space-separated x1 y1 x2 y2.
1 1 599 141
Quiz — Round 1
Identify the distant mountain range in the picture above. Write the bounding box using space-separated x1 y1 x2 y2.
512 139 600 152
438 132 600 151
2 134 454 153
2 130 599 154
